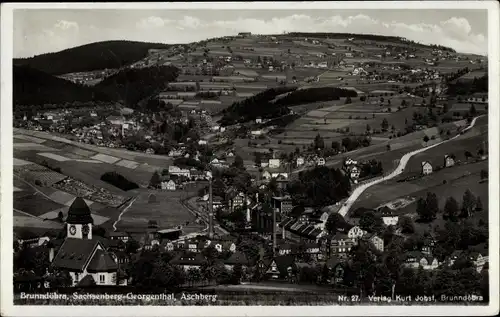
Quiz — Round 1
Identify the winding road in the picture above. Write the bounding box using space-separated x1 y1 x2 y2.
112 197 137 231
337 115 484 216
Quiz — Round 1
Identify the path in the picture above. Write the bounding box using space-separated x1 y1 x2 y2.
336 115 484 216
112 197 137 231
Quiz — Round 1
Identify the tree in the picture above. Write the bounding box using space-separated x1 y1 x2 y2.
475 197 483 211
423 135 430 144
381 118 389 131
416 197 432 222
443 197 459 221
233 155 244 169
425 192 439 218
325 213 347 234
469 104 477 116
331 141 340 152
366 124 371 132
57 211 64 222
125 239 140 254
359 211 384 233
345 96 352 104
461 189 476 218
464 151 473 161
314 133 325 149
147 171 160 189
399 216 415 234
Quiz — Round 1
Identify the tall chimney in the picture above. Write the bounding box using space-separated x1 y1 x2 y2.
208 177 214 239
272 207 278 257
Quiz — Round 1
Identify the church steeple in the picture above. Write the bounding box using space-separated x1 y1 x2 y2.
66 197 93 240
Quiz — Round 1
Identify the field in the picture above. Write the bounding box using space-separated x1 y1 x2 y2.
116 189 204 234
351 160 488 213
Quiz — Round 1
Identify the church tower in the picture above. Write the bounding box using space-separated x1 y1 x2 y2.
66 197 94 240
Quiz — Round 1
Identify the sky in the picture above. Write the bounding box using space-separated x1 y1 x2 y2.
13 9 488 58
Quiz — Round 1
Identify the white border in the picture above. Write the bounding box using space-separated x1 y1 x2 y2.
1 2 499 316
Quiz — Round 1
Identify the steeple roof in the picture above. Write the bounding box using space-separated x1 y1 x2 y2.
66 197 93 225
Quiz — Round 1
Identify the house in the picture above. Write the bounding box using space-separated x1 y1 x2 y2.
348 166 361 182
261 255 297 280
296 157 305 167
345 52 353 58
49 198 125 286
272 196 293 215
198 140 208 145
255 117 263 124
169 251 207 271
361 233 384 253
444 154 455 168
322 233 357 258
469 251 489 273
271 171 288 179
168 149 183 157
316 157 326 166
378 207 399 226
403 251 439 270
108 232 130 243
304 242 321 260
325 256 349 285
261 170 272 180
269 159 281 169
277 242 297 256
251 130 263 136
106 115 125 126
212 196 224 211
227 191 248 211
347 226 365 240
168 165 191 178
224 251 250 271
421 161 433 175
161 180 176 191
145 148 155 155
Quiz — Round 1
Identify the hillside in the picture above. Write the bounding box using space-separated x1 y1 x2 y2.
94 65 180 107
13 65 110 106
13 65 179 109
220 86 298 125
13 40 172 75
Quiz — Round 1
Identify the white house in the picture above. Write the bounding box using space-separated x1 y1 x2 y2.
421 161 433 175
271 171 288 179
255 117 263 124
262 170 272 180
198 140 208 145
161 180 176 191
168 166 191 178
347 226 365 240
269 159 281 169
251 130 263 136
382 216 399 226
316 157 326 166
296 157 305 167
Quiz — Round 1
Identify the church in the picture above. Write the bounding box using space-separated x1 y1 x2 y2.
49 197 126 286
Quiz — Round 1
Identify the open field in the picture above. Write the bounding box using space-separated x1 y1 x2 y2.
116 189 204 234
350 159 488 212
403 133 488 175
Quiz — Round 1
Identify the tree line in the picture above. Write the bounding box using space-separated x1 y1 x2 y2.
14 40 172 75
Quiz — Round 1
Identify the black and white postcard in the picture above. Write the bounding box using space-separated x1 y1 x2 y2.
1 2 498 316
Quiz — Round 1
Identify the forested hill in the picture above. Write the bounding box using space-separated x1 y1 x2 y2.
220 86 298 126
94 65 180 107
13 65 179 109
13 65 110 106
13 40 171 75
